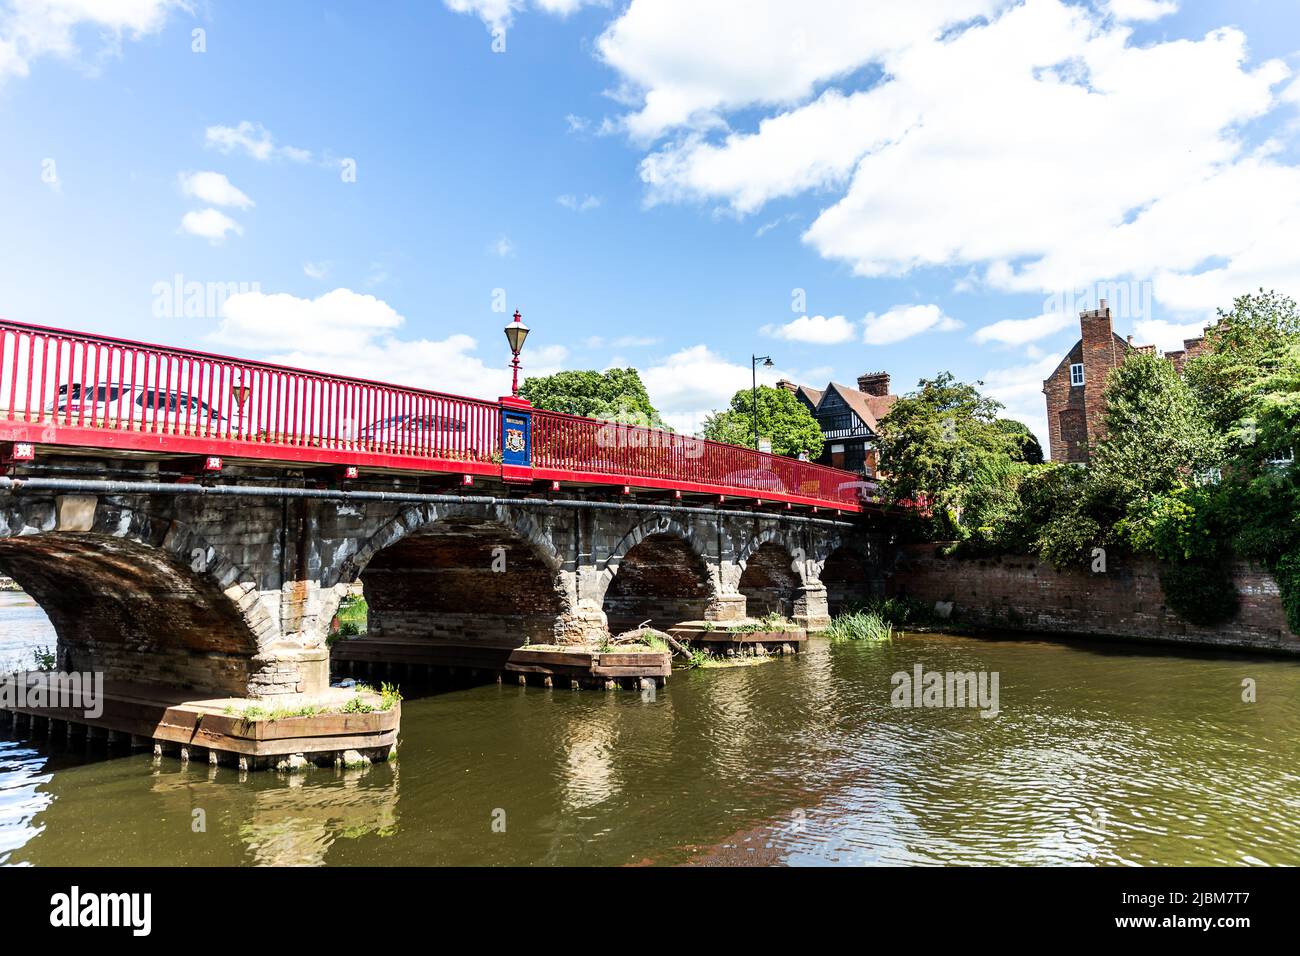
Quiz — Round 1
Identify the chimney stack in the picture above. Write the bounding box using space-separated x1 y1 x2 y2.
775 378 798 393
857 372 891 396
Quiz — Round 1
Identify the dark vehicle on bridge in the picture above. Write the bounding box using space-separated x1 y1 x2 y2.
47 382 228 430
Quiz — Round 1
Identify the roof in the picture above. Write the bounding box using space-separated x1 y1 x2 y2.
819 382 890 433
797 385 824 407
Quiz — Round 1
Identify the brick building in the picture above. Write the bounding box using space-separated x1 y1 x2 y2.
778 372 897 476
1042 298 1206 463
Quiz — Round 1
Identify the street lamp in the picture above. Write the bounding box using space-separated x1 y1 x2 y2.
751 354 774 451
230 373 251 438
504 309 530 397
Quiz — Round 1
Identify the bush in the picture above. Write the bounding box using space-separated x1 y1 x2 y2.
1274 549 1300 635
1158 561 1240 627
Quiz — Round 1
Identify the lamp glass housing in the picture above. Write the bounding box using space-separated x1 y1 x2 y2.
505 321 530 353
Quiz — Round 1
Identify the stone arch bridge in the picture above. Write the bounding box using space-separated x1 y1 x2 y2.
0 464 885 701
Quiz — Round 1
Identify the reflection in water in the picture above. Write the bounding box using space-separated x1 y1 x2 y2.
0 592 57 673
1 598 1298 865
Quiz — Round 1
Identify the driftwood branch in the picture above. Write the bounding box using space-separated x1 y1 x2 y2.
612 621 694 659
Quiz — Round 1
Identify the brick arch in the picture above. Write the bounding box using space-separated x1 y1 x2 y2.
737 527 808 586
333 502 572 648
598 516 717 631
597 515 713 594
737 541 803 619
817 540 878 615
344 502 565 584
0 497 273 696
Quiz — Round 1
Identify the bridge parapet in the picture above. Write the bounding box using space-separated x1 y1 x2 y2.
0 319 865 512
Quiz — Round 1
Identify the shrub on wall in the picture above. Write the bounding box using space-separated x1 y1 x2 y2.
1158 561 1240 627
1273 550 1300 635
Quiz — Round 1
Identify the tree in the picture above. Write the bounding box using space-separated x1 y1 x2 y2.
996 418 1044 465
519 368 669 429
1090 351 1222 513
875 373 1018 533
1185 289 1300 450
702 385 824 457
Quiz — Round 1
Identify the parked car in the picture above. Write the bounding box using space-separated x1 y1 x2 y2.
357 413 467 449
47 383 228 429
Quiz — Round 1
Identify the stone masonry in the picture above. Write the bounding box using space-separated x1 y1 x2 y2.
0 467 873 698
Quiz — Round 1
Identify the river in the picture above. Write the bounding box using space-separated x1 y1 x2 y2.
2 592 1298 866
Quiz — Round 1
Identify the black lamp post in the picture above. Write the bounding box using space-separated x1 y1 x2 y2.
504 310 530 397
751 354 774 451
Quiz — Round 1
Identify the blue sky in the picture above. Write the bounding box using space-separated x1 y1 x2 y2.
2 0 1299 449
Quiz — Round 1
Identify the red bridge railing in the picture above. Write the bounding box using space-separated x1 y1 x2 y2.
0 320 864 511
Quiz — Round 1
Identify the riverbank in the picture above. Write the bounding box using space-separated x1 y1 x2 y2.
887 545 1298 657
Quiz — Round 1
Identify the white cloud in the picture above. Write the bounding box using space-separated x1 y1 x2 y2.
640 344 785 433
761 313 856 345
490 235 514 257
557 193 602 211
180 208 242 243
862 304 962 345
179 171 254 209
0 0 185 83
205 121 312 163
443 0 602 33
980 354 1062 452
1105 0 1178 22
973 310 1076 347
597 0 1002 141
1131 317 1210 352
303 261 329 280
213 287 567 399
608 0 1300 321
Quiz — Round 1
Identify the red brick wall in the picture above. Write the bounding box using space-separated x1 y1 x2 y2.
1043 341 1087 463
887 545 1297 655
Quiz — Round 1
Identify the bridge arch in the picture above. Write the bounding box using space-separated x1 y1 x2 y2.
736 534 803 619
598 516 717 632
817 539 878 616
337 502 572 649
0 497 273 697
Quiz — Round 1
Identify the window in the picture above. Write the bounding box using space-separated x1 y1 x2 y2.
1069 363 1085 386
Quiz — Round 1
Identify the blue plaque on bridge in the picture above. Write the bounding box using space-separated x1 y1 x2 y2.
501 407 532 468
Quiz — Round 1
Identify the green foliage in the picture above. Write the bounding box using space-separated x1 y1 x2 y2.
31 646 56 672
1115 483 1229 564
520 368 670 428
996 418 1044 464
845 595 939 628
1274 549 1300 635
876 373 1018 537
824 611 893 643
728 612 799 633
703 384 824 457
1185 289 1300 454
1090 351 1223 508
1157 562 1240 627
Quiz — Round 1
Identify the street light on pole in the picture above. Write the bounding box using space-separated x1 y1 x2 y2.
504 310 530 397
751 354 774 451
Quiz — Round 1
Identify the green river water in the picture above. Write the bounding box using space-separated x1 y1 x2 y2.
1 591 1298 866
